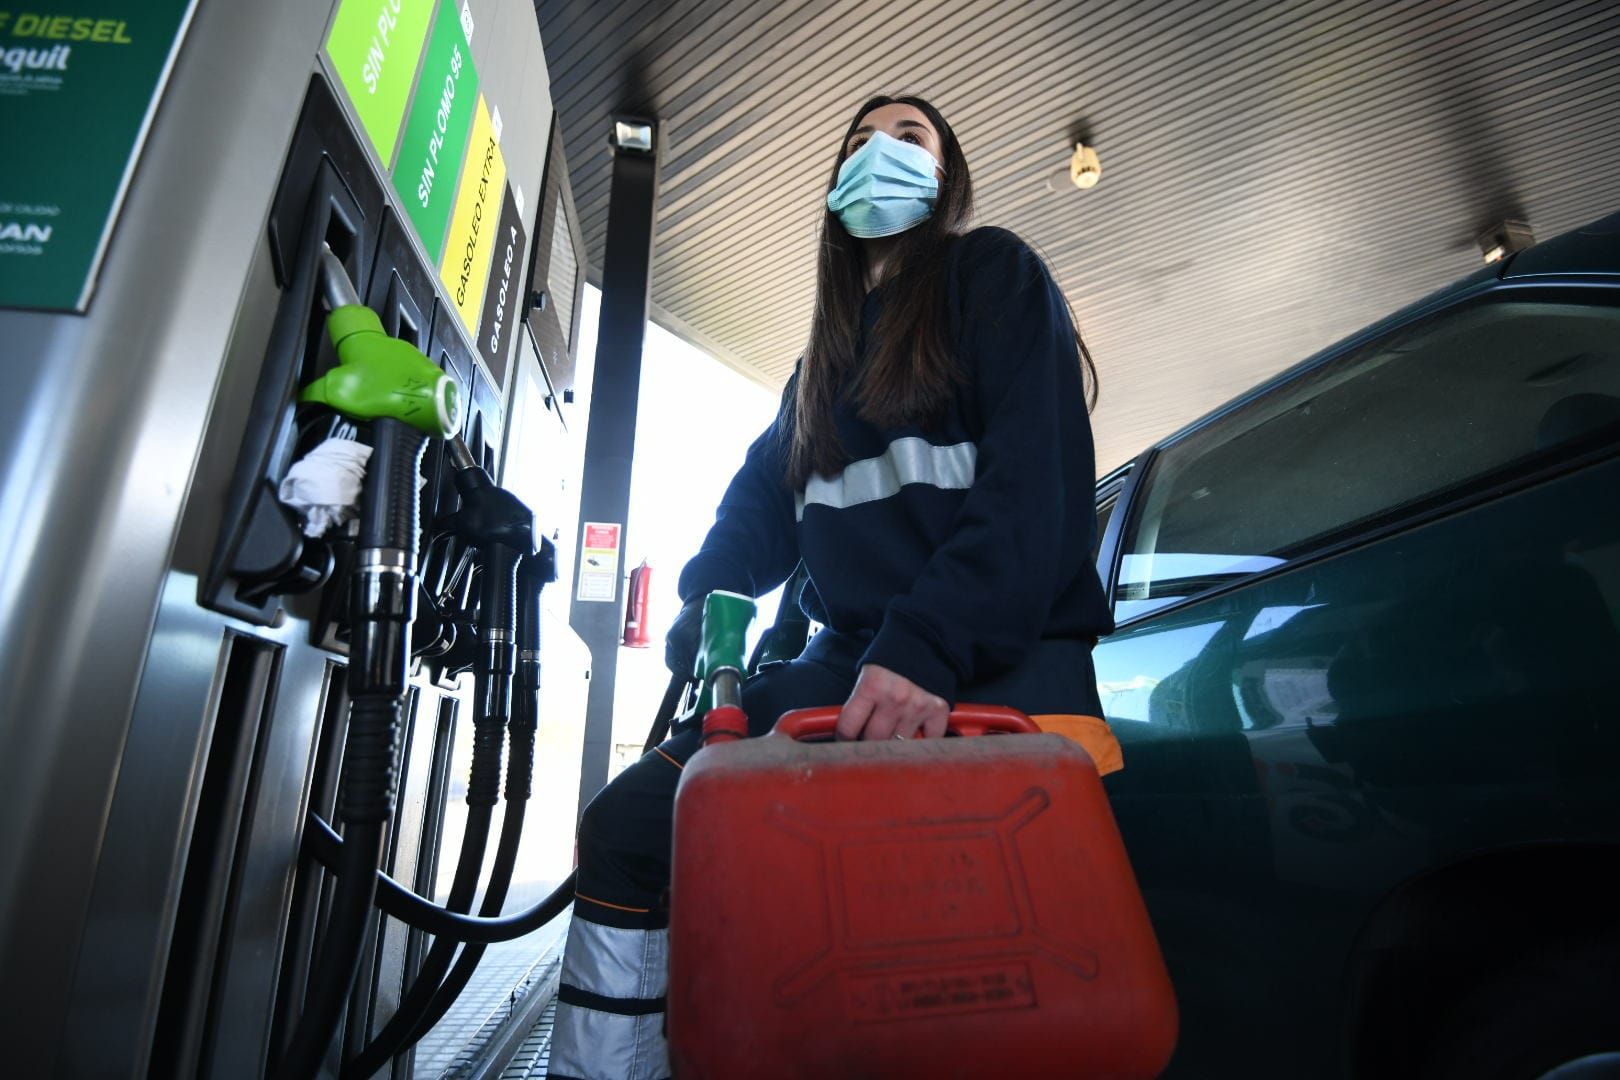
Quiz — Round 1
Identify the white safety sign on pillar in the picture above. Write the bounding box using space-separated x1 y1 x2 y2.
576 521 622 602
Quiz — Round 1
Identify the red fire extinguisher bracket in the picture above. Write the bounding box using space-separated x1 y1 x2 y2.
621 559 653 648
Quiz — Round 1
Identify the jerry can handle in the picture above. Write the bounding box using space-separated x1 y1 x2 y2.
772 703 1040 741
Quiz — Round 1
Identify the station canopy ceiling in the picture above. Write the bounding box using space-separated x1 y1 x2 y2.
534 0 1620 472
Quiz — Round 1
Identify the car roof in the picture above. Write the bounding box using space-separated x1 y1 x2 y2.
1502 209 1620 281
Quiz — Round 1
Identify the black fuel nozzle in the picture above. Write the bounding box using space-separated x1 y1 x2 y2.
439 435 536 551
505 537 556 804
343 417 427 822
445 431 478 474
531 533 559 585
465 541 521 806
432 442 537 806
513 537 556 690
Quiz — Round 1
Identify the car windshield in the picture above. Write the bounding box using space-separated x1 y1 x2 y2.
1116 296 1620 622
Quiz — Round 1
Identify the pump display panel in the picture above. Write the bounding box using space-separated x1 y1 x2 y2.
524 111 586 397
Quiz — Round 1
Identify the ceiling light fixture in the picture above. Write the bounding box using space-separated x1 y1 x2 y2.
1069 142 1102 189
610 117 655 154
1477 219 1533 264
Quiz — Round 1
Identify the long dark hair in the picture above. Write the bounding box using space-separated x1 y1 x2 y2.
787 94 1098 488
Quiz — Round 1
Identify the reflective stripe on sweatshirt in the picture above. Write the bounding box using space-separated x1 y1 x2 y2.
796 437 977 520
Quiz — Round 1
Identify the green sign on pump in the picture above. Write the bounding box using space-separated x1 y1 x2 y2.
391 0 478 263
324 0 435 167
0 2 196 312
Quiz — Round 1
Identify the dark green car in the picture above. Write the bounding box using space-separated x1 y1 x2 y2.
1092 212 1620 1079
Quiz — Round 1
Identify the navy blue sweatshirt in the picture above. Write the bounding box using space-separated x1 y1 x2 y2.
677 226 1114 705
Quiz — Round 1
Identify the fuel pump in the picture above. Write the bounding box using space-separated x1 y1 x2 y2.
273 249 461 1080
278 247 576 1076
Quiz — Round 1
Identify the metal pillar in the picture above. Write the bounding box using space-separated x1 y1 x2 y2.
569 115 660 810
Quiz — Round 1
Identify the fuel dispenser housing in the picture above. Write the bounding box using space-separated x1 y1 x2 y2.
0 3 590 1075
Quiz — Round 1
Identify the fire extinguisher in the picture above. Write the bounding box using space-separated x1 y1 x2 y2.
622 559 652 648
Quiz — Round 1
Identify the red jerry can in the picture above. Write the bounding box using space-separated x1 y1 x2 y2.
622 559 652 648
669 705 1177 1078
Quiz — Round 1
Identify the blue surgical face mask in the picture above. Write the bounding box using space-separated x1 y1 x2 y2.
826 130 941 238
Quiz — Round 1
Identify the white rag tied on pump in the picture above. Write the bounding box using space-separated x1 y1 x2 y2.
278 437 372 538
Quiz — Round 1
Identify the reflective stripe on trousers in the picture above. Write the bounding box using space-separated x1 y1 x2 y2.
548 919 671 1080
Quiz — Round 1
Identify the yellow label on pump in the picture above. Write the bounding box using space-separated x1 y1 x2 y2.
438 93 507 333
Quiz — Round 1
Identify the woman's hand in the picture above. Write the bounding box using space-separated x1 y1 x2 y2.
836 664 949 741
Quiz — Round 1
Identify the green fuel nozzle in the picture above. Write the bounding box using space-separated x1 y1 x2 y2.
691 590 756 719
299 246 462 437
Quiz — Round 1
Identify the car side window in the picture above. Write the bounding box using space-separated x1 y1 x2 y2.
1093 466 1132 589
1115 296 1620 623
1094 491 1120 561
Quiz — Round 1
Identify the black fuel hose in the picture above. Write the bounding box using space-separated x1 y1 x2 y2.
275 418 425 1080
390 549 551 1051
303 813 575 943
399 769 530 1045
342 743 531 1075
342 538 521 1077
375 740 533 1064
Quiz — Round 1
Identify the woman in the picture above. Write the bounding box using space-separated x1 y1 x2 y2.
548 95 1117 1080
